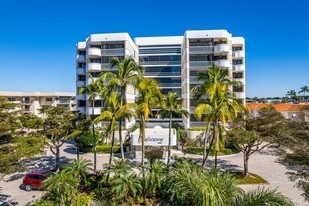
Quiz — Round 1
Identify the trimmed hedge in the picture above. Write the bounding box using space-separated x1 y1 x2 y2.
80 145 126 154
188 127 208 131
186 146 239 156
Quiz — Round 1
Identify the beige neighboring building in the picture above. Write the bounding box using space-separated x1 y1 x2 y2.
0 91 76 117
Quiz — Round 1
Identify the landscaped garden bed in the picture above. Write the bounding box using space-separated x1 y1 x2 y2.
229 172 269 184
185 146 240 156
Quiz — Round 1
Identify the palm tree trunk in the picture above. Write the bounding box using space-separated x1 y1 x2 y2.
105 129 115 185
119 89 125 160
92 98 96 172
202 124 210 167
214 120 218 168
204 135 214 164
167 112 172 168
141 114 145 170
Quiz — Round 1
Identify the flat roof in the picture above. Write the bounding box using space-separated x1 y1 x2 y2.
0 91 76 97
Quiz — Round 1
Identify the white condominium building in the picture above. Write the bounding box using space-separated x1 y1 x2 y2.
0 91 76 117
76 30 245 129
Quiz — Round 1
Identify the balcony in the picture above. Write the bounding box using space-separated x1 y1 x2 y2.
189 46 214 54
76 94 86 100
143 72 181 77
234 92 246 99
139 61 181 66
88 48 101 57
214 44 229 54
189 61 212 69
88 62 101 72
233 51 245 58
157 83 181 88
232 65 245 72
77 107 86 113
101 49 125 56
235 78 245 85
77 42 86 50
86 107 102 115
215 59 230 68
76 68 85 74
76 81 85 87
76 54 85 62
87 77 99 85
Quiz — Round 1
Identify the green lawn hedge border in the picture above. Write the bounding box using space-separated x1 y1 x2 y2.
186 146 239 156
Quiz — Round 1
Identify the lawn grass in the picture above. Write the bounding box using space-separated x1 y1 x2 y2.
229 172 269 185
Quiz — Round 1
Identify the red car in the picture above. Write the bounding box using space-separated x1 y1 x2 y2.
22 170 54 191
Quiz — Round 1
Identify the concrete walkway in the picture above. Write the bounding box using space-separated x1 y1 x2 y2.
0 141 308 205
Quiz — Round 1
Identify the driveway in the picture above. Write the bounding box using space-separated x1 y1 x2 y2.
0 141 308 205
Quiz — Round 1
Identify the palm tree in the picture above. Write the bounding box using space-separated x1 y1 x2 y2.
100 57 144 160
135 78 165 167
79 74 101 171
93 90 136 185
104 159 133 178
287 90 297 100
192 63 245 168
158 92 189 168
232 187 294 206
299 85 309 101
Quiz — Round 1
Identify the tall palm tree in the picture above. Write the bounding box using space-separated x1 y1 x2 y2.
299 85 309 101
135 78 165 167
100 57 144 160
93 90 136 185
192 63 245 168
287 90 297 100
79 74 101 171
158 92 189 168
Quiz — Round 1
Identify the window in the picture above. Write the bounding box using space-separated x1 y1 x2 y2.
190 54 213 61
79 51 86 55
90 58 101 63
139 55 180 63
189 39 213 47
213 55 227 60
233 72 243 78
29 175 40 180
102 41 124 49
233 86 243 92
78 63 86 68
90 72 100 78
90 45 101 49
161 89 181 95
102 56 124 63
232 47 242 51
46 98 52 101
78 75 86 81
233 60 243 65
144 66 181 73
78 100 86 107
8 98 16 101
190 71 198 76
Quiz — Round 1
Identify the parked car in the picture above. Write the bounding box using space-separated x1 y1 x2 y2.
22 170 54 191
0 199 13 206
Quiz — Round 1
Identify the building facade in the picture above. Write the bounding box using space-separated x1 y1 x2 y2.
76 30 246 129
0 91 76 117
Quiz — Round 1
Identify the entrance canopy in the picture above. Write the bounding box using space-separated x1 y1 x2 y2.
131 128 177 146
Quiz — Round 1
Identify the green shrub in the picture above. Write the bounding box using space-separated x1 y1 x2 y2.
72 192 94 206
186 146 239 156
74 131 100 146
229 172 269 184
188 127 208 131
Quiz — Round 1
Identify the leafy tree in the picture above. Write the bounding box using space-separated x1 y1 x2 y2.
158 92 189 168
192 63 245 167
135 78 165 167
39 106 78 172
101 57 144 160
19 113 43 130
79 74 101 171
0 98 44 174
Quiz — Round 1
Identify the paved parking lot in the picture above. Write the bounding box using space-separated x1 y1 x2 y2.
0 141 308 205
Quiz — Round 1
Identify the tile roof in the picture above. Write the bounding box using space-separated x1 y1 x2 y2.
247 103 308 112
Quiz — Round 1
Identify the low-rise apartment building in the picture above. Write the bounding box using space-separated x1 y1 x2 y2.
247 103 309 122
76 30 246 129
0 91 76 117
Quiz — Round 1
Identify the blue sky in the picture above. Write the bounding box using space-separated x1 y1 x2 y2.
0 0 308 98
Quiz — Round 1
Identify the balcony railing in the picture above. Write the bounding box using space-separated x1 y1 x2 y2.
143 72 181 77
232 65 245 72
139 61 181 66
189 46 214 54
189 61 213 69
157 83 181 87
101 49 125 56
58 99 70 103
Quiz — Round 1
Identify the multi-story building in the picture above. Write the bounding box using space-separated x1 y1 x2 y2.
0 91 76 117
76 30 246 129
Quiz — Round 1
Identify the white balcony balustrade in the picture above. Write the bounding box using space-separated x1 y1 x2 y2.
86 107 102 115
88 48 101 57
87 62 101 72
235 92 246 99
214 44 229 53
76 68 85 74
215 59 230 68
232 65 245 72
233 51 245 58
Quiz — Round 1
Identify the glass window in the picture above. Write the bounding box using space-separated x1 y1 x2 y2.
78 100 86 107
46 98 52 101
233 86 243 92
190 55 197 61
78 75 86 81
197 54 206 61
233 72 243 78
